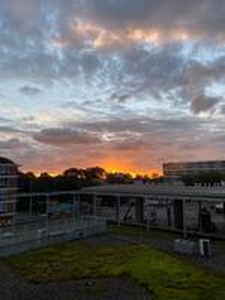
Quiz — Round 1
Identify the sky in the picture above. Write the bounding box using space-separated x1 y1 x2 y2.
1 0 225 175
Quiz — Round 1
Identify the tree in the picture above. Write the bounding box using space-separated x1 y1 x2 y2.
83 167 106 181
106 172 133 184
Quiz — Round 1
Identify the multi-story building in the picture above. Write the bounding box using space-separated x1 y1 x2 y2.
163 160 225 179
0 157 18 227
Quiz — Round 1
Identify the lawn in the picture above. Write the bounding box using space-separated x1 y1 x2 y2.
7 239 225 300
107 223 181 240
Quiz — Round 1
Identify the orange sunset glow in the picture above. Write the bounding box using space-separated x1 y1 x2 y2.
71 20 192 49
28 162 161 178
2 0 225 177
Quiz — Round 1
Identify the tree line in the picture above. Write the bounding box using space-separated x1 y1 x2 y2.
18 167 156 193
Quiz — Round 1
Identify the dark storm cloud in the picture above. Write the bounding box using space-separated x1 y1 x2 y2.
191 95 220 114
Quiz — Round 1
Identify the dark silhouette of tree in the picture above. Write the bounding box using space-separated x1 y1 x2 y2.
63 168 83 180
106 172 133 184
18 171 36 192
83 167 106 181
18 166 151 193
35 172 53 192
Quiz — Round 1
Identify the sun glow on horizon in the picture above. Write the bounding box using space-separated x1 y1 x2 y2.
22 165 161 178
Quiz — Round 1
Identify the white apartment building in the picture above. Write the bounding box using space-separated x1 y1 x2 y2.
0 157 18 227
163 160 225 179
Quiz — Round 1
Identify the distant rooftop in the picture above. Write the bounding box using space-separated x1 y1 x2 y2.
163 160 225 165
0 157 16 165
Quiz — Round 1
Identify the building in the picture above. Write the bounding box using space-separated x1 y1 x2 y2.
163 160 225 179
0 157 18 227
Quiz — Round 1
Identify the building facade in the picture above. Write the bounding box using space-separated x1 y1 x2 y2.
0 157 18 227
163 160 225 179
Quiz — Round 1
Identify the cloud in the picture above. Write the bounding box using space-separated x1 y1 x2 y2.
2 114 225 173
19 85 42 96
2 0 225 173
0 138 27 149
33 127 101 146
110 93 130 103
88 0 225 40
1 1 225 74
0 126 24 134
191 95 220 114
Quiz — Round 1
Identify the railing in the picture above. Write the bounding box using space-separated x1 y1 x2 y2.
0 216 106 257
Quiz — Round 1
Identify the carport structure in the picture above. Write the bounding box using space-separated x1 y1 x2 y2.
78 184 225 238
0 191 106 256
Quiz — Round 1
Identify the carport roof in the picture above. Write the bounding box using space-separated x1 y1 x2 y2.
79 183 225 201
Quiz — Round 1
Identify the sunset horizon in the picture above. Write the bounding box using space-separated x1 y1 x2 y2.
19 164 162 178
1 0 225 176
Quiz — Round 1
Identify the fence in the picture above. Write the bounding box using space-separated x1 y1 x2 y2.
0 216 106 257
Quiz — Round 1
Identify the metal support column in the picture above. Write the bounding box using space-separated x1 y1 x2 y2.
198 201 202 231
183 199 187 238
116 196 121 226
46 194 49 234
173 199 184 230
72 193 77 230
77 194 80 217
29 193 32 217
93 194 97 216
72 193 76 219
12 196 16 233
135 197 144 224
167 200 171 227
146 198 150 230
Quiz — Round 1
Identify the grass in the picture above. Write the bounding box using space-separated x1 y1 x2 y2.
7 240 225 300
107 223 181 240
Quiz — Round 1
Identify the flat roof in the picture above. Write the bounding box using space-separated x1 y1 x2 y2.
79 184 225 201
0 157 16 165
163 160 225 165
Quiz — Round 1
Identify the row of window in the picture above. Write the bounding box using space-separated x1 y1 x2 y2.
0 165 17 175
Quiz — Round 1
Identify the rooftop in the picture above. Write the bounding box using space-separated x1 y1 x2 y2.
79 183 225 201
0 157 16 165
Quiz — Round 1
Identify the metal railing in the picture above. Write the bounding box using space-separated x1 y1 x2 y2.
0 216 106 257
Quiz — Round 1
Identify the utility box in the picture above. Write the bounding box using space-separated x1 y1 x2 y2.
199 239 211 257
